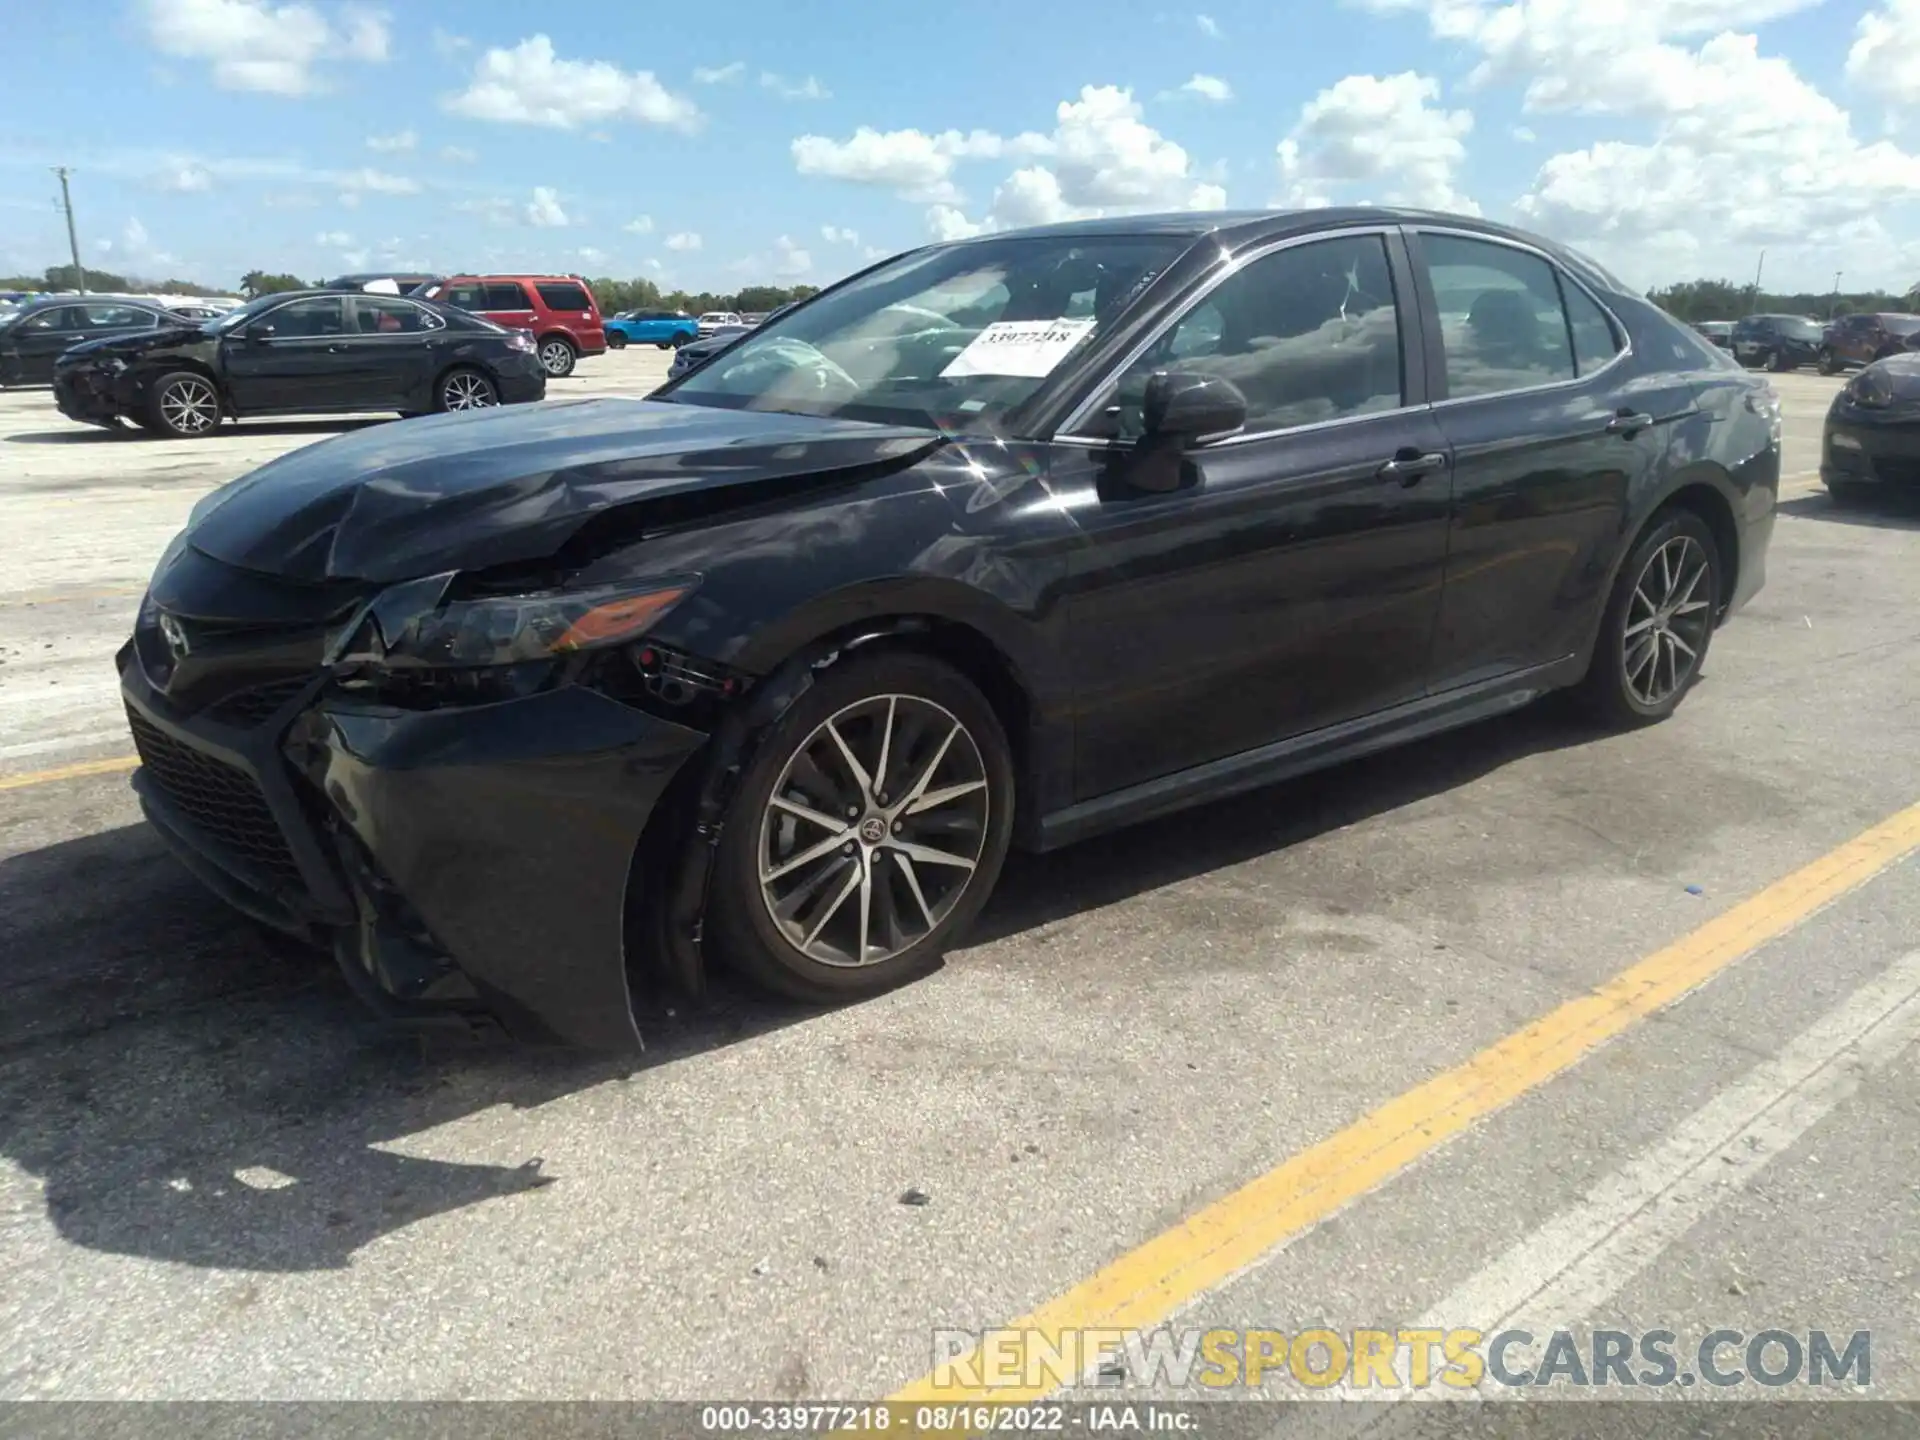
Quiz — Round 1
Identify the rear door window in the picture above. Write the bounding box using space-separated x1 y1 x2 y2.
354 297 442 334
485 282 531 310
536 282 590 311
1423 234 1577 397
81 304 160 330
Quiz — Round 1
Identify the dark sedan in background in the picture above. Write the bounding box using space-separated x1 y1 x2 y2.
1731 313 1824 371
0 295 187 386
54 288 547 437
116 207 1778 1050
1822 354 1920 502
1819 312 1920 374
662 300 801 383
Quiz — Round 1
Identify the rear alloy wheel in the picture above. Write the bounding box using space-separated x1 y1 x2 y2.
438 368 498 412
147 372 221 438
709 652 1014 1002
1577 509 1720 728
538 337 577 378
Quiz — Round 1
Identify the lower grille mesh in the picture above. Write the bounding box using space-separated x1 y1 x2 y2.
127 709 303 885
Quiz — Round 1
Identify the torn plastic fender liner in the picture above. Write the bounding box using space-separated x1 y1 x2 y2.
318 684 708 1052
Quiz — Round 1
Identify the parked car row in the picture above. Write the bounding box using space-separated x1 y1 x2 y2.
1694 311 1920 375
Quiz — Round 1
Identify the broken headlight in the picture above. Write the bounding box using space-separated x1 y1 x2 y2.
330 574 696 705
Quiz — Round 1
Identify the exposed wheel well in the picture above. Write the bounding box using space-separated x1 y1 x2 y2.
1655 482 1740 619
537 332 577 352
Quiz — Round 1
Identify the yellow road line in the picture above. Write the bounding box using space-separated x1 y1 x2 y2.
894 798 1920 1406
0 754 137 791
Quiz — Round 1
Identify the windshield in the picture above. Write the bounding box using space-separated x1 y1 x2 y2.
1883 316 1920 336
662 233 1189 429
1777 318 1822 339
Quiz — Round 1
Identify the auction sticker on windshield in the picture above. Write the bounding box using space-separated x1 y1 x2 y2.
941 318 1097 378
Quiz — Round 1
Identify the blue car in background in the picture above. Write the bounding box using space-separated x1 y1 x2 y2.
603 309 699 350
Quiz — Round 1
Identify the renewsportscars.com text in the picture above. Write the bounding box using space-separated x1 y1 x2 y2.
928 1326 1872 1392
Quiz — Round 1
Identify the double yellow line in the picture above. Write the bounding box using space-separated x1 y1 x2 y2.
0 754 136 792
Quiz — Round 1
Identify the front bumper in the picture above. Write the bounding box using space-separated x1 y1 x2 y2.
119 645 708 1050
53 365 131 425
1821 406 1920 488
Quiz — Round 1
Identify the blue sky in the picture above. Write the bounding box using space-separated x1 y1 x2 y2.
0 0 1910 295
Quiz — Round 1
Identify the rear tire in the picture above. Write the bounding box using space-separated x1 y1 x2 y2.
538 336 577 378
145 371 221 438
606 331 627 350
435 366 498 412
1818 348 1840 376
1766 348 1792 372
1575 508 1721 729
707 651 1015 1004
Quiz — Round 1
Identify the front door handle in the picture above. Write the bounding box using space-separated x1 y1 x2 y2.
1377 450 1448 486
1606 410 1654 436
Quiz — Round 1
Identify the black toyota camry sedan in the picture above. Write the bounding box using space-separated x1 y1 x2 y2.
1821 353 1920 501
55 288 547 437
117 208 1780 1049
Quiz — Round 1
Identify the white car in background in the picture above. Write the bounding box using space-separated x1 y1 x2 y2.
696 310 742 336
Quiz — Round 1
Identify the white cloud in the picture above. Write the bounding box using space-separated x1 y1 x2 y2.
454 196 515 225
800 85 1227 238
339 192 361 209
665 231 702 251
1849 0 1920 105
157 160 213 192
623 215 655 234
445 34 701 132
792 125 1028 204
315 229 353 246
335 166 418 195
1511 125 1538 142
821 224 860 245
431 28 469 59
117 217 180 270
693 60 745 84
440 144 477 163
525 186 569 227
763 71 831 101
1276 72 1477 213
773 234 812 278
366 128 416 152
1181 74 1233 102
1196 12 1221 37
1374 0 1920 286
577 245 609 265
139 0 390 96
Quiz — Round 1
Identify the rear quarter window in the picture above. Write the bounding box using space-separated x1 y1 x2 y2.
536 282 591 311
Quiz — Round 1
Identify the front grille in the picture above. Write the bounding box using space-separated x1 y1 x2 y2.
1873 458 1920 486
127 709 304 886
204 678 312 728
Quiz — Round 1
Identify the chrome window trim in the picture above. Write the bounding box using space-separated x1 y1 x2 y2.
1410 224 1634 407
1053 224 1413 441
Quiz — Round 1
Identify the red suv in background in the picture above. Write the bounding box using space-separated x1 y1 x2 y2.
424 275 606 377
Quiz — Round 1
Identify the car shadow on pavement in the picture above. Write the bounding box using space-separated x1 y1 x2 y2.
5 418 386 445
0 821 809 1274
974 695 1610 947
1776 491 1920 531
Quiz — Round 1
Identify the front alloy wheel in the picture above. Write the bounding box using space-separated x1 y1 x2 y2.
539 338 576 377
757 694 990 969
150 373 220 437
709 652 1014 1001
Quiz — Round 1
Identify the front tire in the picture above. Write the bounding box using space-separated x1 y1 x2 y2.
707 651 1015 1003
1576 509 1721 729
538 336 577 378
1818 348 1840 376
1767 348 1792 372
146 371 221 438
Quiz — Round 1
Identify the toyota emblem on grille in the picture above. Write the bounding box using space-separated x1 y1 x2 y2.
158 611 191 660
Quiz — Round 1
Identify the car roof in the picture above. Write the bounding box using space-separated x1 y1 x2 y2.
442 273 590 283
14 293 168 311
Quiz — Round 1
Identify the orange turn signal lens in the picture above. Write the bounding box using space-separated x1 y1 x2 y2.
550 587 688 653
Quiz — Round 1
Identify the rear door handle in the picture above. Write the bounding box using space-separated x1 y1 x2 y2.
1606 411 1654 436
1377 450 1449 485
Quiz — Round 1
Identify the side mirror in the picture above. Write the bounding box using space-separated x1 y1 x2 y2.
246 321 276 343
1141 370 1247 446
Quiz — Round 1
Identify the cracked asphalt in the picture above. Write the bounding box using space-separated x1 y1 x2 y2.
3 357 1919 1417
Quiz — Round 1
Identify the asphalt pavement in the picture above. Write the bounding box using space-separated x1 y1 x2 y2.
3 359 1918 1415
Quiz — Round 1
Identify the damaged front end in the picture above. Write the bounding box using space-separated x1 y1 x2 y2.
120 547 757 1052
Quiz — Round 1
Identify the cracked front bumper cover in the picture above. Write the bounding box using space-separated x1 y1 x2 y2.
121 647 709 1051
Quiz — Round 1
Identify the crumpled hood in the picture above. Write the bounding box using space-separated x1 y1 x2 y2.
57 324 207 362
185 397 946 584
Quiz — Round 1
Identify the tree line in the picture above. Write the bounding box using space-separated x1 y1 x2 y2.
1645 277 1918 323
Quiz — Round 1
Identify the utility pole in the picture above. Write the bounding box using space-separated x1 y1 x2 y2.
52 167 85 294
1748 249 1765 315
1831 270 1843 319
